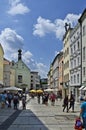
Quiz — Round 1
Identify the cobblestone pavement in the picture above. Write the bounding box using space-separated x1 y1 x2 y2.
0 95 81 130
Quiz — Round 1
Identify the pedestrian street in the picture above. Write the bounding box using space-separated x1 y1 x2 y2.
0 95 81 130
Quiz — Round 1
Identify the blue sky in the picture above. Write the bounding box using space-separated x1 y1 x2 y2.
0 0 86 78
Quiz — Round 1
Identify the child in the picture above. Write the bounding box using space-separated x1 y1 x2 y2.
74 117 82 130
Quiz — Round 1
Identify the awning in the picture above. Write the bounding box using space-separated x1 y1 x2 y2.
44 88 54 92
3 86 22 91
83 87 86 91
0 81 3 85
79 86 85 90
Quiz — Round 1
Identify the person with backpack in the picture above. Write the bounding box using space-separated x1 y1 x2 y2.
13 93 19 110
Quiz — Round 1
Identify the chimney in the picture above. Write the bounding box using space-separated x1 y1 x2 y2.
18 49 22 60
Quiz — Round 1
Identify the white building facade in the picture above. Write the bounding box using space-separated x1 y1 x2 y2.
79 9 86 87
30 71 40 90
51 53 59 90
70 23 81 101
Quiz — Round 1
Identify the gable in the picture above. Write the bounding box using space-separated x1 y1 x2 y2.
13 60 30 71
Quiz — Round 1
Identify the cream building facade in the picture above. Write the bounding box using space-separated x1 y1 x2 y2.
3 58 11 87
51 53 59 90
47 65 53 88
63 27 72 96
48 51 63 97
0 44 4 87
11 49 31 92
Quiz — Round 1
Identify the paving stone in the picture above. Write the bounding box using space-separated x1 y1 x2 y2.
0 95 81 130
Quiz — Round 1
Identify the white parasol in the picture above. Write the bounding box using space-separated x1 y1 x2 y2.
3 86 22 91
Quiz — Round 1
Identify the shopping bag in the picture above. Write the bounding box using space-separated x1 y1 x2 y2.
74 117 82 130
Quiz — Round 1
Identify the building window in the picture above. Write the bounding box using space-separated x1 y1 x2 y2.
83 25 85 36
74 44 76 52
77 74 79 83
74 59 76 67
22 64 24 68
31 80 33 82
70 60 73 68
83 67 85 77
77 56 80 66
67 48 69 54
16 64 18 68
77 41 80 50
71 47 73 55
18 75 22 83
74 75 76 84
83 47 85 61
74 36 75 39
71 76 73 84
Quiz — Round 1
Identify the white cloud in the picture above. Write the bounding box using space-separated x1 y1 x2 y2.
33 16 56 37
22 51 33 64
65 13 81 27
0 28 47 78
31 62 48 78
33 13 81 40
8 0 30 15
0 28 24 55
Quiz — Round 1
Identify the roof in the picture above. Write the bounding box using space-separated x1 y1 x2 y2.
0 43 4 55
52 51 63 65
78 8 86 23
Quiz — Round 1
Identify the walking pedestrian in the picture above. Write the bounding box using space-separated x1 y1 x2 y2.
13 93 19 110
79 96 86 130
22 95 26 109
62 95 69 112
42 93 45 104
44 92 49 105
50 92 56 106
68 94 75 112
7 92 12 108
37 94 41 104
1 92 6 108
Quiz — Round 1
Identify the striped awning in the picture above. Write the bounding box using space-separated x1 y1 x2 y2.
79 86 85 90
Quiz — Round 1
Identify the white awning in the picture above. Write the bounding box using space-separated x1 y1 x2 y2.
3 86 22 91
79 86 85 90
0 81 3 85
83 87 86 91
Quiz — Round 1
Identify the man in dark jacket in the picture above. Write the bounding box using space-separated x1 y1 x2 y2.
63 95 69 112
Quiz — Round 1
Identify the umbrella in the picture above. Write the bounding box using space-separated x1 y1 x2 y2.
44 88 54 92
29 89 36 93
36 89 43 93
3 86 22 91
